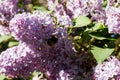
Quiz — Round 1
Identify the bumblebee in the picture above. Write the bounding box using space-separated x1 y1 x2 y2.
47 36 58 46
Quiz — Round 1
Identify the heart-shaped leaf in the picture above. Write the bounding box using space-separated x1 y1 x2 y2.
73 15 91 27
0 35 12 43
91 46 114 64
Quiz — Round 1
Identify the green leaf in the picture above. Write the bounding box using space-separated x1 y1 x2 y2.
32 71 42 76
92 22 105 31
73 15 91 27
34 6 47 11
33 0 58 14
88 28 116 40
89 35 116 40
85 22 106 32
33 6 51 14
89 34 108 40
91 46 114 64
0 74 6 80
8 41 19 47
18 0 24 8
0 35 12 43
103 0 107 7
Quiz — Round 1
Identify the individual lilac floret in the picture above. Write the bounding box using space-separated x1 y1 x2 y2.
106 6 120 34
9 11 55 45
94 56 120 80
0 43 41 79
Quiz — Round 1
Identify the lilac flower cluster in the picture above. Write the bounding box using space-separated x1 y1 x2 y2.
0 43 41 78
0 0 32 21
0 0 19 35
53 4 72 27
106 5 120 34
0 0 31 35
43 51 94 80
47 0 120 35
9 11 55 46
0 10 96 79
47 0 72 27
47 0 106 25
104 0 120 35
0 11 77 79
66 0 104 19
67 0 106 23
0 0 19 21
94 56 120 80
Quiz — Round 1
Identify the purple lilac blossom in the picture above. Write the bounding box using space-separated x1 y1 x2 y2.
0 43 41 79
2 9 95 79
106 6 120 34
66 0 89 18
33 27 75 79
0 0 19 21
54 4 72 27
0 25 10 35
90 10 106 23
47 0 72 27
0 0 32 35
1 18 94 79
93 56 120 80
7 11 76 79
9 11 74 54
66 0 106 23
0 35 94 79
0 0 31 21
66 0 104 18
9 10 92 79
9 11 55 46
47 0 106 24
0 0 19 35
45 52 94 80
